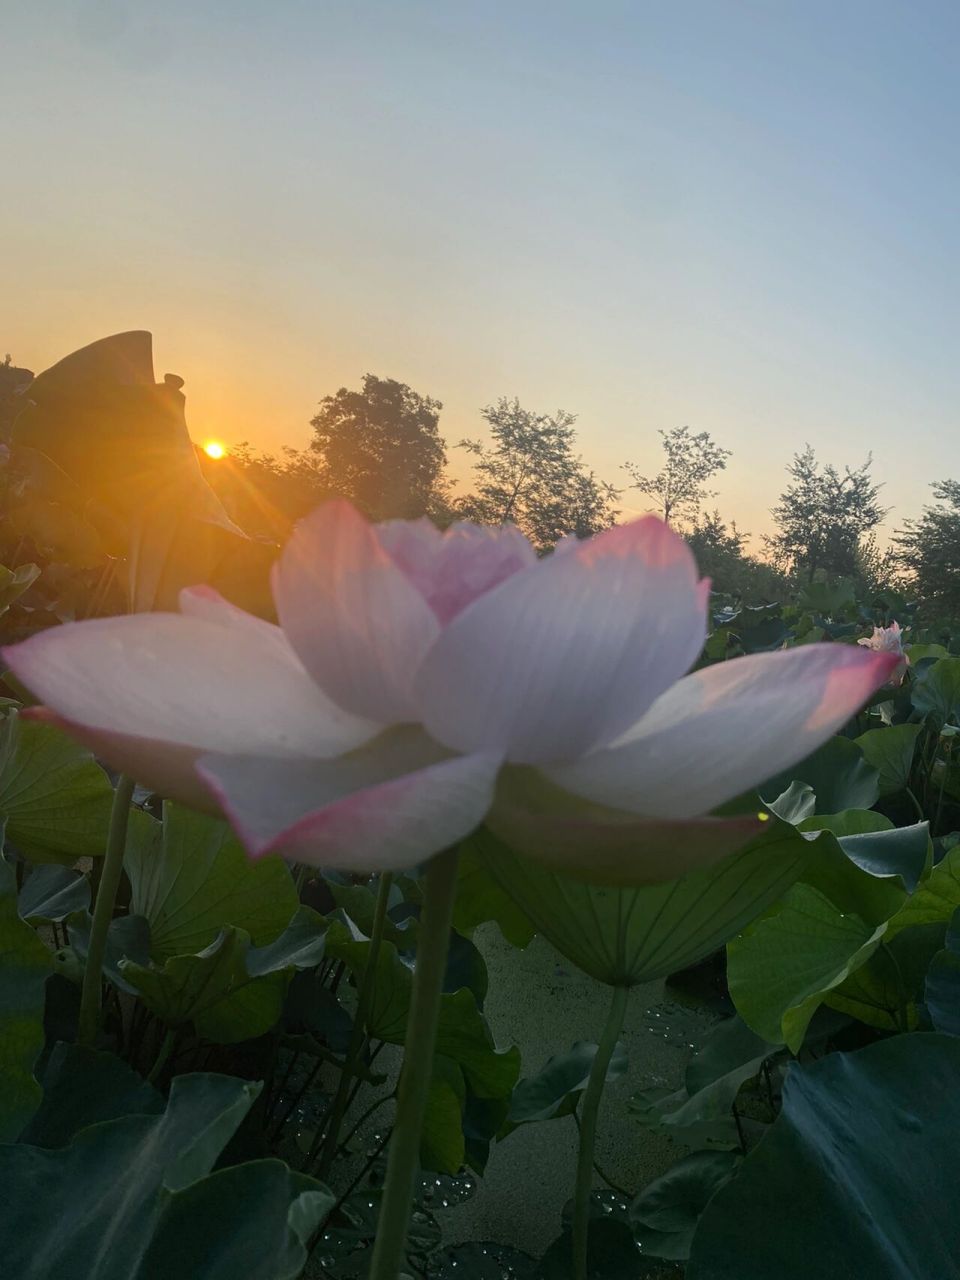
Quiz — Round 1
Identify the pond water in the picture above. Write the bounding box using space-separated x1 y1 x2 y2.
302 922 718 1271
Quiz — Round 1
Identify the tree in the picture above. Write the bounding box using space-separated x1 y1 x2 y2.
308 374 448 521
686 510 789 602
623 426 731 526
765 446 887 581
205 443 329 541
895 480 960 614
458 398 617 550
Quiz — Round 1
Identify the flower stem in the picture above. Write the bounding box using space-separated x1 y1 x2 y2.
146 1027 177 1086
368 848 459 1280
572 984 629 1280
78 774 135 1047
905 786 925 822
315 871 394 1177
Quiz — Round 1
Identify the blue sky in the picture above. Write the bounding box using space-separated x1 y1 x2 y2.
2 0 958 541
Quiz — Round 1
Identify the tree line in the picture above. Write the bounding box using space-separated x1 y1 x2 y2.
5 354 958 615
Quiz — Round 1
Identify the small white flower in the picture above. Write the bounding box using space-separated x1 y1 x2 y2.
858 622 908 684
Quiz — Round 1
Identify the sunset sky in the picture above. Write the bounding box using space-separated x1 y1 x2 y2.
3 1 960 543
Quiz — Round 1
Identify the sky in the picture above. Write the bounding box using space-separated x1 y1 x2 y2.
2 0 959 544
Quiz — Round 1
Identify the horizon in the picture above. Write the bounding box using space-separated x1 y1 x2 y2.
4 1 960 547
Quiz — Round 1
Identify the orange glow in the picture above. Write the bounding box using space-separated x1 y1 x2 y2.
203 440 226 460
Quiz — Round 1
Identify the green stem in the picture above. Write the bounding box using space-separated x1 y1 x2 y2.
572 984 629 1280
368 848 459 1280
905 786 926 822
315 872 394 1177
337 1088 397 1159
78 774 135 1047
146 1027 176 1086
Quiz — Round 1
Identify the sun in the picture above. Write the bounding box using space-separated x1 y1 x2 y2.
202 440 226 460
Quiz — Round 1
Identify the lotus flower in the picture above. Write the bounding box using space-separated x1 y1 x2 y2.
858 621 908 685
2 502 898 884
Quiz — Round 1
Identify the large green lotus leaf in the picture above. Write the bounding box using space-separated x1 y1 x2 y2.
631 1150 742 1262
0 854 52 1140
825 922 945 1032
925 907 960 1036
798 808 892 836
20 1043 162 1148
137 1160 332 1280
686 1034 960 1280
65 908 152 994
506 1040 628 1128
759 735 880 815
325 876 416 948
0 711 114 862
469 816 814 987
835 821 930 893
630 1018 776 1154
889 844 960 933
0 1071 332 1280
422 1056 467 1174
855 723 922 795
798 816 930 897
125 803 298 961
912 656 960 726
727 883 887 1050
121 909 326 1044
797 825 908 926
0 562 40 615
18 864 89 923
767 780 816 825
628 1016 782 1152
452 843 536 948
906 642 950 664
684 1013 778 1099
324 919 520 1099
7 495 105 568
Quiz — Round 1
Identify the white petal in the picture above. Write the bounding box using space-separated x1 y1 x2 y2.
179 584 290 651
547 645 900 818
272 500 439 722
2 612 378 799
196 727 501 871
414 517 709 764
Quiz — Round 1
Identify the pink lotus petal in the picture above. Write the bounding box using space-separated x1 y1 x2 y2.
547 645 899 819
2 612 376 784
196 727 501 871
414 516 709 764
375 518 536 624
20 706 213 809
272 499 440 722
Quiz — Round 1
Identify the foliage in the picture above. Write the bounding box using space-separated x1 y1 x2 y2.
896 478 960 616
308 373 449 521
686 1034 960 1279
765 445 887 581
624 425 731 527
207 442 329 542
458 398 617 550
0 1068 333 1280
686 510 789 601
